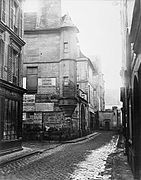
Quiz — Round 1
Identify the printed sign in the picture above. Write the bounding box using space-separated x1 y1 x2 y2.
23 95 35 103
38 78 56 86
43 112 64 124
35 103 54 111
23 103 35 111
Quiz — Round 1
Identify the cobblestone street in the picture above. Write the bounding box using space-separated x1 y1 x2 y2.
0 132 133 180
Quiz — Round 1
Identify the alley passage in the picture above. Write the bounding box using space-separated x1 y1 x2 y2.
0 132 118 180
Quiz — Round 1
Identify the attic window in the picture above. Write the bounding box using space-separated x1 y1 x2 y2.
64 42 69 53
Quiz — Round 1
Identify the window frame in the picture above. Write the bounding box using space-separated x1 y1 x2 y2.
7 45 21 86
0 38 4 79
9 0 22 36
26 66 38 94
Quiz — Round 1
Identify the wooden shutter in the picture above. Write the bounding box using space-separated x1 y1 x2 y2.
0 0 2 20
0 39 4 78
2 0 5 22
1 40 4 78
7 45 13 82
10 0 14 29
15 53 20 85
0 40 2 78
18 8 22 37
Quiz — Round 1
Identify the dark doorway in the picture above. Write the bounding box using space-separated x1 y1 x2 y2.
104 120 110 130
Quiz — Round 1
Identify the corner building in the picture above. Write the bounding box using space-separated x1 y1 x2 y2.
0 0 25 155
23 0 100 138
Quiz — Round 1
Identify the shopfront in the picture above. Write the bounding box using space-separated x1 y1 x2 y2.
0 79 25 156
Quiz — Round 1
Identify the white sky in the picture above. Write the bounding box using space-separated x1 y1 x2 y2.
61 0 122 91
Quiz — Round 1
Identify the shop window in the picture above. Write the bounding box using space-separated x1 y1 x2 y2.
0 0 6 22
0 39 4 78
26 67 38 93
3 99 18 140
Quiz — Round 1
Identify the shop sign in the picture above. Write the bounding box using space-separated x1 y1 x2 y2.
35 103 54 111
38 78 56 86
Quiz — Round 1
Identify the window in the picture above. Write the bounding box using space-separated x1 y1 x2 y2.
63 76 69 85
26 67 38 93
13 2 18 34
0 39 4 78
3 99 19 140
64 42 69 53
10 0 22 36
0 0 6 22
23 77 26 89
7 45 20 85
10 0 18 32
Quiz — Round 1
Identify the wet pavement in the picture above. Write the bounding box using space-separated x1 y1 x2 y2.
0 131 134 180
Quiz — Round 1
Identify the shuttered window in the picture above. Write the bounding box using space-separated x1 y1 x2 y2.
7 45 12 82
0 39 4 78
7 45 20 86
0 0 5 22
18 8 22 37
10 0 14 29
9 0 22 36
2 0 5 22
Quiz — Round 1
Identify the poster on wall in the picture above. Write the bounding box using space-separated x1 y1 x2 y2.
33 113 42 124
38 77 56 94
35 103 54 111
43 112 64 124
23 94 35 103
23 103 35 111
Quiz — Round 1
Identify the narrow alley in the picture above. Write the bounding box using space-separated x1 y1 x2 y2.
0 132 133 180
1 0 141 179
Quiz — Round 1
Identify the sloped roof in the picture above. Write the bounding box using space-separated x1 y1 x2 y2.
61 14 79 32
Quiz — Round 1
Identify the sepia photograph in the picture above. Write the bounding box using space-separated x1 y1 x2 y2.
0 0 139 179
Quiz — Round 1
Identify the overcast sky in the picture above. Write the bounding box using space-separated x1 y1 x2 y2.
62 0 122 91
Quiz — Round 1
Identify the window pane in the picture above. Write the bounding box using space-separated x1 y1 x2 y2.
27 74 38 92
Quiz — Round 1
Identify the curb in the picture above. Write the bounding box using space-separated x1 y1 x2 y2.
62 132 100 143
0 144 61 167
0 132 99 167
0 150 40 167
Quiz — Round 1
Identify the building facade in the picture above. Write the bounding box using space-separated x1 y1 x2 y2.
0 0 25 155
120 0 141 178
23 0 102 139
99 107 120 131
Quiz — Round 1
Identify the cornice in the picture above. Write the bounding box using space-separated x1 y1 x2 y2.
24 26 78 35
0 21 25 47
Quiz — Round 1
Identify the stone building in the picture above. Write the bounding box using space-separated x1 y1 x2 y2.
23 0 103 139
120 0 141 178
0 0 25 155
99 106 120 131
